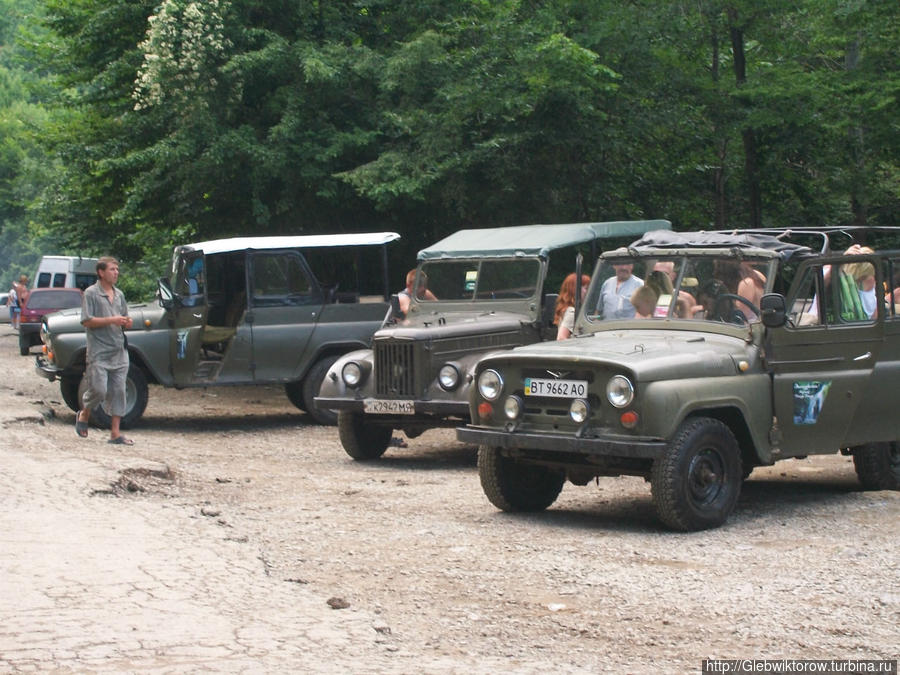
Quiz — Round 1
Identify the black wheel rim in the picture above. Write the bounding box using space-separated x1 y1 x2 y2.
688 448 726 507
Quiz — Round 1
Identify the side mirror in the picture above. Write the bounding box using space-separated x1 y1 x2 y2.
760 293 786 328
389 293 405 321
157 277 177 310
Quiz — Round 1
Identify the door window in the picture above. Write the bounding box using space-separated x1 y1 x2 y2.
788 259 879 328
251 253 316 306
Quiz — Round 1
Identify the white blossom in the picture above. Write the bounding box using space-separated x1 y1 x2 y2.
133 0 231 111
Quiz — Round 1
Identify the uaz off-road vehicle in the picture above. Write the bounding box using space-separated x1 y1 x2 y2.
458 228 900 530
36 232 399 428
316 220 670 459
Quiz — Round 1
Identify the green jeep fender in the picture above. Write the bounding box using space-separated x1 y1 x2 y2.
640 374 774 465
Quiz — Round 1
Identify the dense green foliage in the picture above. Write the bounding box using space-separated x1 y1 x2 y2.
1 0 897 292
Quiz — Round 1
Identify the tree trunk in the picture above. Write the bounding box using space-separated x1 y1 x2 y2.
846 36 867 227
728 13 762 228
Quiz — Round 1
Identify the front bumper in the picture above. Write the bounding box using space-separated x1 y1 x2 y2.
315 396 469 420
35 355 62 382
456 425 667 459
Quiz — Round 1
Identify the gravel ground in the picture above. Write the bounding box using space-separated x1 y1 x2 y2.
1 324 897 673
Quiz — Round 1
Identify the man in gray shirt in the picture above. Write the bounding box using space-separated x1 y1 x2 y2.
75 257 134 444
600 263 643 319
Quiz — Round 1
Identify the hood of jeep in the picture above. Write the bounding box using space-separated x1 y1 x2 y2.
44 303 167 334
376 310 532 341
489 328 755 380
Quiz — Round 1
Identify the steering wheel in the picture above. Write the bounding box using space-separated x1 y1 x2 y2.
714 293 760 324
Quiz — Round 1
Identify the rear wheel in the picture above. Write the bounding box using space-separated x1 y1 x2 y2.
302 355 340 425
77 364 149 430
478 446 564 512
650 417 742 531
338 411 392 460
18 332 30 356
853 442 900 490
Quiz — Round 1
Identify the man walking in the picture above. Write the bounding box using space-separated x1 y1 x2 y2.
75 257 134 445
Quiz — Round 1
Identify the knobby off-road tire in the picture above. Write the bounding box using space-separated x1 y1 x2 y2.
650 417 742 531
284 381 306 411
853 442 900 490
338 411 391 460
59 376 81 412
76 364 149 430
302 355 340 425
478 446 565 512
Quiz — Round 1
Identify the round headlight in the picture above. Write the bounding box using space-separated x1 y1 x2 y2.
342 362 363 387
477 369 504 401
438 364 460 391
570 398 590 423
606 375 634 408
503 395 522 420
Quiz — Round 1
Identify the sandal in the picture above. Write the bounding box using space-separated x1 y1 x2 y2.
75 415 88 438
108 436 134 446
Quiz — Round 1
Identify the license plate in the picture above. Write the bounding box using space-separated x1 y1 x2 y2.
364 399 415 414
524 377 588 398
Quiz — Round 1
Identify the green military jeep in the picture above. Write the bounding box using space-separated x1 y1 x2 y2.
458 228 900 530
316 221 670 460
35 232 399 428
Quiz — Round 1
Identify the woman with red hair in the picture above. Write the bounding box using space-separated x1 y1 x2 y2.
554 272 590 340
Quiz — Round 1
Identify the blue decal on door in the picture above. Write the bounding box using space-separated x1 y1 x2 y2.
793 381 831 425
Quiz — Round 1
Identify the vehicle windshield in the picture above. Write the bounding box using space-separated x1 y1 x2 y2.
416 259 541 303
583 255 773 325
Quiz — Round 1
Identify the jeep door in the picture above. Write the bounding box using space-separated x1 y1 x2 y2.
246 250 320 381
766 257 884 454
169 249 209 385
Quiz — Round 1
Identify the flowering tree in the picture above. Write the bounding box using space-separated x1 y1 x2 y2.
133 0 230 111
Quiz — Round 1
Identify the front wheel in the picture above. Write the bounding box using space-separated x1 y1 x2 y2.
338 411 392 460
284 381 306 411
853 442 900 490
478 446 564 512
60 376 82 412
650 417 742 531
302 355 340 425
77 364 149 430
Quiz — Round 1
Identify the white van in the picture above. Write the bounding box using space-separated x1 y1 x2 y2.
33 256 99 291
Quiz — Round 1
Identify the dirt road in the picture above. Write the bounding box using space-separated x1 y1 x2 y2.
0 325 897 673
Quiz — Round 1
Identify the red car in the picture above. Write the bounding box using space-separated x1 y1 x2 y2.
18 288 83 355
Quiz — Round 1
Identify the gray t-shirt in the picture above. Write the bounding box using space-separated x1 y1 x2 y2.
81 281 129 367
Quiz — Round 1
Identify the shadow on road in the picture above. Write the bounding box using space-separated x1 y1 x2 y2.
476 472 868 535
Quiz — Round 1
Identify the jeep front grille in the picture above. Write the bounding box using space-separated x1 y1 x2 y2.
375 341 415 396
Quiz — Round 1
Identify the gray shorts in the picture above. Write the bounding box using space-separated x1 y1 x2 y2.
82 361 129 418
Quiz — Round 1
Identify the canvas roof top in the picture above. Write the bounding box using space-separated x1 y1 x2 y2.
418 220 671 261
623 229 814 260
183 232 400 256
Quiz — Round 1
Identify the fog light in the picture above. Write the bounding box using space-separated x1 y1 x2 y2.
569 398 590 424
144 319 152 327
342 362 362 387
620 410 639 429
438 364 460 390
478 401 493 421
503 396 522 420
